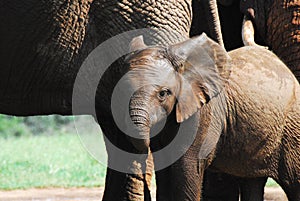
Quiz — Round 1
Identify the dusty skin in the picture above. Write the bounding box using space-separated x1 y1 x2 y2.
0 187 287 201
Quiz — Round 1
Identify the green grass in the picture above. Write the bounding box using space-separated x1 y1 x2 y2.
0 131 279 190
0 134 106 190
266 178 279 187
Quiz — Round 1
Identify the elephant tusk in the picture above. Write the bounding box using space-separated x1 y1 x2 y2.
242 15 268 49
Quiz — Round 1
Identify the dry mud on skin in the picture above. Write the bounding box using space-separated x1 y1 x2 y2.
0 187 287 201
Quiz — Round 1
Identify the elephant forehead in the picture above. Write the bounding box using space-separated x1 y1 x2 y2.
127 58 178 88
128 47 163 63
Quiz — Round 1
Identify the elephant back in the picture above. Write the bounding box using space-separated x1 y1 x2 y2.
228 46 298 125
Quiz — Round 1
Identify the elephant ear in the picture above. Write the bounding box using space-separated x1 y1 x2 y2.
129 35 148 52
168 33 231 123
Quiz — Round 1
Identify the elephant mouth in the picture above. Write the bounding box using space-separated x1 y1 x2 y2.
130 135 150 153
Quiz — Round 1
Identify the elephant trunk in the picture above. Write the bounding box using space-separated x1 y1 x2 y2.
204 0 224 48
129 99 151 152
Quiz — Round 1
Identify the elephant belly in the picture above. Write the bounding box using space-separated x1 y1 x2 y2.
0 91 72 116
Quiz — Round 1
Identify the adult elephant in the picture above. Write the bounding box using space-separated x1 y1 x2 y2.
125 33 300 201
0 0 224 200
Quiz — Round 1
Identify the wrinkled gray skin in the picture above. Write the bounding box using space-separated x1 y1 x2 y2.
126 34 300 201
0 0 230 200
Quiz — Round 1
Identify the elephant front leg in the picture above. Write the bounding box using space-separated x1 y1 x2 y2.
155 166 172 201
101 134 152 201
102 158 152 201
103 168 139 201
279 181 300 201
239 177 267 201
156 156 205 201
155 155 206 201
170 157 206 201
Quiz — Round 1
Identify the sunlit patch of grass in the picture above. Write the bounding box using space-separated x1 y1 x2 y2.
0 134 106 190
0 127 281 190
266 178 279 187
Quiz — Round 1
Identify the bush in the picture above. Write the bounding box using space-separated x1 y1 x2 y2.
0 116 30 138
23 116 74 135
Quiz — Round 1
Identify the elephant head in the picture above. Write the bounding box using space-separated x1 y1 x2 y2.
124 33 231 152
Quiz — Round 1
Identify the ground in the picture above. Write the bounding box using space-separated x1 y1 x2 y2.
0 187 288 201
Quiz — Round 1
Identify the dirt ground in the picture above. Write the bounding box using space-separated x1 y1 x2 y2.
0 187 288 201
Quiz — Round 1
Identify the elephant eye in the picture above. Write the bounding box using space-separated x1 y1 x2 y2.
158 88 171 100
159 91 166 97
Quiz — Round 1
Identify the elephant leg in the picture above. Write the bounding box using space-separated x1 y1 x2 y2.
278 182 300 201
102 165 151 201
151 134 173 201
155 166 172 201
102 168 131 201
201 171 239 201
171 157 205 201
154 158 205 201
239 177 267 201
102 160 152 201
100 126 152 201
285 187 300 201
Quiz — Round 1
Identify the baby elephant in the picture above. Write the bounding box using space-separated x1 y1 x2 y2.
125 33 300 201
